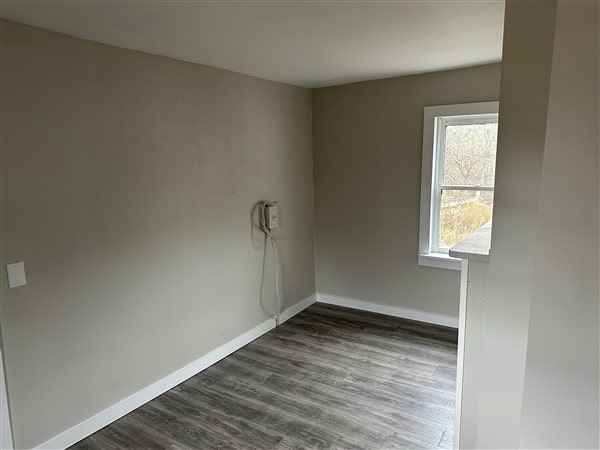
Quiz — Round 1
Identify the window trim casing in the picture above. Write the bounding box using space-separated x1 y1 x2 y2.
418 101 499 270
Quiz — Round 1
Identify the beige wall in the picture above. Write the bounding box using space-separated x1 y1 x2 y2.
474 1 558 447
519 1 599 447
0 20 315 448
312 64 501 317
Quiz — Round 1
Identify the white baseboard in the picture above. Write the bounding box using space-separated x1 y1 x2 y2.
279 293 316 324
317 293 459 328
34 293 316 450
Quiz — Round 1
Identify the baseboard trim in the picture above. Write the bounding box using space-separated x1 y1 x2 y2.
279 293 316 324
317 293 459 328
34 293 316 450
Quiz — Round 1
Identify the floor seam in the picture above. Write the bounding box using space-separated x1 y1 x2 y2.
437 427 448 447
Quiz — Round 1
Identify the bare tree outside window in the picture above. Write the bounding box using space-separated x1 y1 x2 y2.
439 123 498 248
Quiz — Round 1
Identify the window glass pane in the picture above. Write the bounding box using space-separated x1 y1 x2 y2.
443 123 498 186
439 190 494 249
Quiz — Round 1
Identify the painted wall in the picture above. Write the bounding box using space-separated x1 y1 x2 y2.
0 20 315 448
519 1 599 447
312 64 502 318
473 2 558 447
473 1 600 447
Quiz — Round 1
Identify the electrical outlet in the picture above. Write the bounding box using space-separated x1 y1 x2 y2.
7 262 26 288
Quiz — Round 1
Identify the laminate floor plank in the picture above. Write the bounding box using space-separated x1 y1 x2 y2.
147 391 283 449
255 332 433 380
229 348 453 429
195 370 386 448
275 323 456 372
177 375 365 449
71 303 458 449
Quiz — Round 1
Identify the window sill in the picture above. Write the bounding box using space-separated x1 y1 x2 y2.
418 253 462 271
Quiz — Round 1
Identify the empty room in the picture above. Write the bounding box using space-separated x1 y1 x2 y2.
0 1 598 449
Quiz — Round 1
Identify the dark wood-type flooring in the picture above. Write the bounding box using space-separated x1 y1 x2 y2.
72 303 458 449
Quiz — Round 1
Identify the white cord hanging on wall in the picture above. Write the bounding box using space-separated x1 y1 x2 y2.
259 201 282 325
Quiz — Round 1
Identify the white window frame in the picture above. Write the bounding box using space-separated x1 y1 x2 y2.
418 101 499 270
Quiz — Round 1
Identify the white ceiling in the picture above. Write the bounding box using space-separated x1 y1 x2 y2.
0 0 505 88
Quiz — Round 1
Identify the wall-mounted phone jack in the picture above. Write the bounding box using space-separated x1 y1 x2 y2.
264 202 279 230
259 201 282 325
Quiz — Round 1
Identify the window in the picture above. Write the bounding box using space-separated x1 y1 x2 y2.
418 102 499 270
